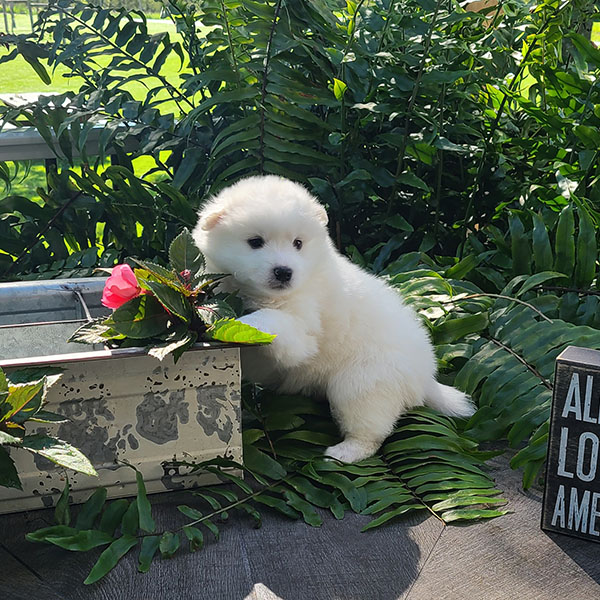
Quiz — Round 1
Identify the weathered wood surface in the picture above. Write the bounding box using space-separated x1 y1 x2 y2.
406 454 600 600
1 452 600 600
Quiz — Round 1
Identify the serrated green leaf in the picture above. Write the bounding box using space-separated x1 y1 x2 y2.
136 277 194 323
0 368 7 397
29 410 70 424
1 380 45 423
148 331 198 362
68 319 122 345
208 318 276 344
21 435 97 476
169 228 205 276
107 294 170 340
0 446 21 490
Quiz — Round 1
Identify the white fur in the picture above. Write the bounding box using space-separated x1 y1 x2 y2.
193 175 474 463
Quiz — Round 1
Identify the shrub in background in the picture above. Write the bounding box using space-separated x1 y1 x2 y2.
1 0 597 278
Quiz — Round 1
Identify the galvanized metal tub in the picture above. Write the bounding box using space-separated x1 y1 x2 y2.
0 279 243 514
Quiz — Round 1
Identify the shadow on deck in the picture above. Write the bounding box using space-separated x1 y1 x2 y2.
2 454 600 600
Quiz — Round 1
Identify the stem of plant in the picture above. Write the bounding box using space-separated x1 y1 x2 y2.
387 0 443 216
459 1 571 256
258 0 283 174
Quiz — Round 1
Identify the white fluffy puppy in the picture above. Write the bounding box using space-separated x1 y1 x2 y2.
192 175 474 463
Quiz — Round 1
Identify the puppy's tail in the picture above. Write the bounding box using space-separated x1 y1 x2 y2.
425 382 475 418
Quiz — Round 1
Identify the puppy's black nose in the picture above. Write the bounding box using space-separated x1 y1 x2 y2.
273 266 293 282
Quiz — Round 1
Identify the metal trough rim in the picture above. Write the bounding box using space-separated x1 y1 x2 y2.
0 341 240 369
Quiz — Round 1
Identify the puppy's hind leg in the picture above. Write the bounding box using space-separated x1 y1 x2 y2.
324 368 418 463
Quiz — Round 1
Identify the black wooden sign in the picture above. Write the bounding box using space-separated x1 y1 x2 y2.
542 346 600 542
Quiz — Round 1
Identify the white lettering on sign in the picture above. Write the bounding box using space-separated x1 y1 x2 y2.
561 373 597 423
557 427 600 482
557 427 574 479
568 486 590 532
562 373 582 421
552 485 600 536
552 484 566 528
582 375 596 424
591 493 600 537
576 432 600 482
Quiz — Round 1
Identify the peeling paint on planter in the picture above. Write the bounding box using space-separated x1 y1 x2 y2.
0 345 243 515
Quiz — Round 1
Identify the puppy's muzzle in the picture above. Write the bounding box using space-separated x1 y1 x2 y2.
271 266 293 287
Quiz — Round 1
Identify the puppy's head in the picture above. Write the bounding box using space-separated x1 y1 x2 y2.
193 175 330 300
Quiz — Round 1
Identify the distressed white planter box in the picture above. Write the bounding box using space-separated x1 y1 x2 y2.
0 279 243 515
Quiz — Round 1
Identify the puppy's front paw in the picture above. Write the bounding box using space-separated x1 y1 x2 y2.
238 312 274 335
325 439 380 463
239 309 316 368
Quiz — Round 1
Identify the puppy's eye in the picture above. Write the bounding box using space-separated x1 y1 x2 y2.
247 236 265 249
293 239 303 250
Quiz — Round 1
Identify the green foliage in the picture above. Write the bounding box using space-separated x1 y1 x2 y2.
4 0 600 579
0 367 97 489
70 227 274 360
380 229 600 488
1 0 599 278
26 387 505 584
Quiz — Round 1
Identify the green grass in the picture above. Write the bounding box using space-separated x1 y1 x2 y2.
0 14 184 98
4 154 169 205
1 13 193 197
593 22 600 46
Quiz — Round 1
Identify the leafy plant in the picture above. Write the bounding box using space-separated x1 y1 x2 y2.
2 0 600 576
2 0 598 279
379 243 600 489
0 366 97 489
70 228 275 361
26 387 506 584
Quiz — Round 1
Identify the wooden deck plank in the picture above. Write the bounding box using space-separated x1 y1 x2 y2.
0 545 65 600
237 507 443 600
0 488 444 599
7 453 600 599
405 453 600 600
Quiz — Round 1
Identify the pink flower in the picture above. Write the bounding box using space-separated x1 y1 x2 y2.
101 264 141 309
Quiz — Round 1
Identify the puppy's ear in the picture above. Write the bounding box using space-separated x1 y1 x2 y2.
314 203 329 225
199 207 225 230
